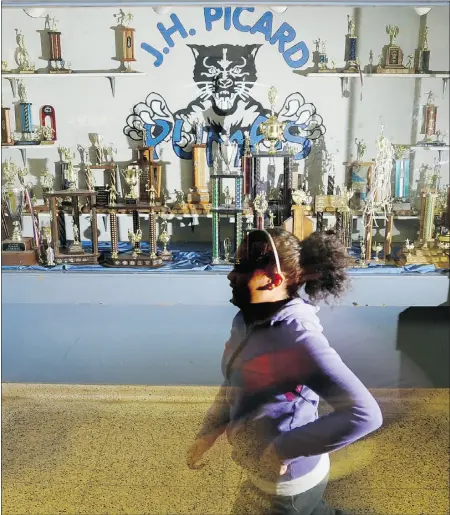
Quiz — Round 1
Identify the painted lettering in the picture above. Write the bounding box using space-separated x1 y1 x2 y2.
224 7 232 31
250 11 274 42
141 42 164 67
270 22 296 54
157 14 188 48
284 122 312 159
283 41 309 69
232 7 255 32
204 7 223 32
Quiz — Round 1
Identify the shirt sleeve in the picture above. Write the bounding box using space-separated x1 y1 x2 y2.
274 328 383 462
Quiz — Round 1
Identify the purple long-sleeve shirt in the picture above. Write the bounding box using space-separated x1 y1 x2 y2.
198 298 383 483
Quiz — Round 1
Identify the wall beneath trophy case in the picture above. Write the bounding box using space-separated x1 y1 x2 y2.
2 4 449 245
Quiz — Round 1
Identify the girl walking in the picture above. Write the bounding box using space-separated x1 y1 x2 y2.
188 229 383 515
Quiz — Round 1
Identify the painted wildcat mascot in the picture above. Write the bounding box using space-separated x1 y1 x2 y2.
124 43 325 159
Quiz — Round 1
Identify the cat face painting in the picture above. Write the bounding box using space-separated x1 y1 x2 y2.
188 44 261 115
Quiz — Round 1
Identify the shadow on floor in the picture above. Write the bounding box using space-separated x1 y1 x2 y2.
397 306 450 388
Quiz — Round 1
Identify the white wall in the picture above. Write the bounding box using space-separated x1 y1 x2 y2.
2 5 449 243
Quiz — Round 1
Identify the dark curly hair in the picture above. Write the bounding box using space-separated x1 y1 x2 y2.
240 229 350 303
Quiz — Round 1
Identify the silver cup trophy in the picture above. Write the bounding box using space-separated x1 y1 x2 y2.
2 186 26 250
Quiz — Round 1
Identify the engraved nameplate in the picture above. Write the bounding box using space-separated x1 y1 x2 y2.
125 198 138 205
3 241 26 252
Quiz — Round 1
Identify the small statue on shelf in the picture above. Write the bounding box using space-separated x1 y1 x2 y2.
372 241 383 261
174 189 186 208
158 216 172 260
223 186 233 208
224 238 232 262
85 166 95 191
107 183 117 205
406 54 414 70
73 222 80 243
15 30 35 72
355 138 366 162
46 245 55 266
268 211 275 229
114 9 133 27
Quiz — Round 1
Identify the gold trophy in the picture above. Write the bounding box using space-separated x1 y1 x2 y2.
113 10 136 72
378 25 410 74
121 166 142 203
260 87 286 154
414 25 430 74
158 216 172 261
15 30 35 73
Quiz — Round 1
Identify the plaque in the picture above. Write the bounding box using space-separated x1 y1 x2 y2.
378 25 410 74
40 105 57 141
95 186 109 207
125 198 138 205
3 241 26 252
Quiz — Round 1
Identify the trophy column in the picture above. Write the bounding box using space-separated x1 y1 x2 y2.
234 175 243 249
19 101 33 137
110 212 119 259
1 107 14 145
211 176 220 264
283 156 293 221
241 155 253 196
191 144 210 204
384 213 393 256
132 210 140 253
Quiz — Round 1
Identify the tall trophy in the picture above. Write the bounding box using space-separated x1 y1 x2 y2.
45 17 72 73
113 10 136 72
414 25 430 74
378 25 410 74
16 81 38 144
15 30 35 73
260 87 286 155
1 98 14 146
58 146 77 190
2 161 37 265
344 15 358 72
418 91 439 146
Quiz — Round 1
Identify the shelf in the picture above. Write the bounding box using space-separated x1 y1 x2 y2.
295 70 450 98
2 71 146 98
411 145 449 151
302 72 450 79
2 142 59 166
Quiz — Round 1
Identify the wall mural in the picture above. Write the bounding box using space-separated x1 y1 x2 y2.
123 8 326 164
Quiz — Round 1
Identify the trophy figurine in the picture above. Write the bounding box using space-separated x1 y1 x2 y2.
128 228 142 258
372 241 383 261
46 245 55 266
158 216 172 260
260 87 286 155
318 40 329 72
193 119 205 145
378 25 409 74
121 166 142 203
344 15 358 72
414 25 430 74
113 10 136 72
253 191 269 230
107 183 117 205
47 18 72 73
15 30 35 73
355 138 366 162
224 237 232 262
2 60 10 73
89 134 106 165
69 220 84 254
268 211 275 229
40 169 55 196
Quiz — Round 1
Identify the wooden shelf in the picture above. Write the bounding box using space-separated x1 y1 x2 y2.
2 71 146 98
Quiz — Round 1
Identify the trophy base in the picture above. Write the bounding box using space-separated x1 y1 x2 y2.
2 237 34 253
318 68 338 73
415 140 442 147
68 243 85 254
103 253 164 268
211 258 234 266
377 67 412 74
54 253 99 265
2 250 38 266
17 70 36 74
158 250 173 261
15 140 40 146
188 191 210 204
40 140 56 145
402 245 449 268
1 141 15 146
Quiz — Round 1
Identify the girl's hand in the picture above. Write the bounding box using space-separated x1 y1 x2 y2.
186 436 216 470
260 443 288 477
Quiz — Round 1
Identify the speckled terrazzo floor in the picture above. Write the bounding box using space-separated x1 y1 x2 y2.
2 385 449 515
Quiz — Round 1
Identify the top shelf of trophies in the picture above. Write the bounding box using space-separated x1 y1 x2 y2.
2 71 147 98
299 72 450 79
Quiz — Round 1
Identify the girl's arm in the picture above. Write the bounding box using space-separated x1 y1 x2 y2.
274 330 383 463
195 381 230 442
